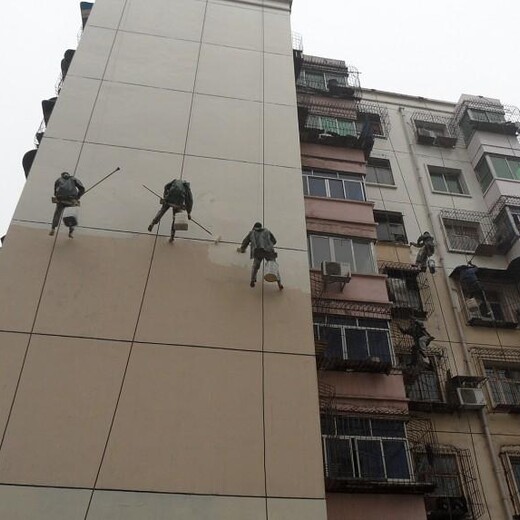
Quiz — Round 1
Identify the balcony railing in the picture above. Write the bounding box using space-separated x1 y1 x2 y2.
412 111 460 148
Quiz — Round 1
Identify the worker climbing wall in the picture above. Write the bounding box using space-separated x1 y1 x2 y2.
0 0 326 518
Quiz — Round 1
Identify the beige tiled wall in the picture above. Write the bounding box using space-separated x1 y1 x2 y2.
1 0 326 518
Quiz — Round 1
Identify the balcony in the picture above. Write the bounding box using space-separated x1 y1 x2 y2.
454 95 520 146
412 111 459 148
440 208 498 257
296 54 361 99
492 196 520 254
379 261 434 320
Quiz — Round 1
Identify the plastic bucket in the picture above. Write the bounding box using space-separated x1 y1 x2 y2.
174 212 188 231
264 260 280 282
62 206 79 227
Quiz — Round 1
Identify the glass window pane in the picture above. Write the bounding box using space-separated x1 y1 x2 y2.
337 119 356 137
352 241 374 273
337 416 370 436
492 156 513 179
323 327 344 360
321 117 338 134
476 157 493 191
430 172 446 192
302 176 308 196
367 330 392 362
376 166 394 185
366 166 377 183
345 329 368 360
308 177 327 197
446 175 464 194
326 73 347 86
372 420 405 438
344 180 365 201
305 71 326 90
357 440 385 479
325 438 354 479
509 158 520 180
333 238 354 265
376 221 392 242
310 236 331 268
329 179 345 199
383 441 410 479
306 114 319 129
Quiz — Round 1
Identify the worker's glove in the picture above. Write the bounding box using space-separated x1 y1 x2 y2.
237 247 245 253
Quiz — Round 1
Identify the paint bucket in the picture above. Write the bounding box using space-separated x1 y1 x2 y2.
466 298 479 313
174 212 188 231
264 260 280 282
62 206 79 228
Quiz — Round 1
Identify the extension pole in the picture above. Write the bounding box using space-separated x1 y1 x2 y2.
142 184 161 199
84 167 121 195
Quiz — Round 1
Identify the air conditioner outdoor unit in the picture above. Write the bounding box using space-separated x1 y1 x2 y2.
321 261 352 283
428 496 468 520
417 127 436 145
456 387 485 409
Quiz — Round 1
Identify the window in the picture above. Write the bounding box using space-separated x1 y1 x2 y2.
356 113 384 137
428 166 468 195
416 120 447 138
415 453 463 497
467 108 506 124
314 316 393 364
306 114 356 137
475 155 520 192
443 219 481 252
374 211 407 243
399 354 443 403
386 272 423 313
366 158 395 186
298 69 349 91
322 416 411 481
485 364 520 407
302 169 366 201
509 457 520 500
308 235 376 273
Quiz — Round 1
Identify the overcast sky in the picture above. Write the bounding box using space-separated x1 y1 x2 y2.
1 0 519 239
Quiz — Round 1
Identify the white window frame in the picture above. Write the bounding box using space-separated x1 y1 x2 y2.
427 165 469 195
322 417 413 482
306 114 357 136
366 158 395 187
299 69 349 90
308 234 376 273
484 364 520 408
302 168 366 201
314 317 394 364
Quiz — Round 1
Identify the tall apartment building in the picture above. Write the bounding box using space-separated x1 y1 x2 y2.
0 1 328 518
1 1 520 519
294 39 520 520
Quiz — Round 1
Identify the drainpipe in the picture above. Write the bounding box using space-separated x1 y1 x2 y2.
397 106 514 520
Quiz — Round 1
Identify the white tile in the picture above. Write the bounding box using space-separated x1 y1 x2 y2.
264 103 301 168
88 0 126 29
88 491 266 520
264 52 297 106
105 31 199 91
267 499 327 520
264 12 292 55
264 166 307 250
68 26 116 80
86 82 192 153
187 94 263 164
196 44 262 102
0 485 90 520
45 76 101 142
120 0 205 41
203 2 263 52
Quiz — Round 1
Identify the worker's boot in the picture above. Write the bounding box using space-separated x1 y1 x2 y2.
49 228 55 236
68 227 74 239
147 222 154 232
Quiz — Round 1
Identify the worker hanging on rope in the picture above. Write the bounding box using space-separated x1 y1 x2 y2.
49 172 85 238
398 318 434 371
458 262 491 318
147 178 193 242
411 231 436 274
238 222 283 290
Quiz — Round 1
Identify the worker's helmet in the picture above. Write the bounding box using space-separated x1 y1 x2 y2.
61 171 71 179
423 231 431 236
253 222 262 230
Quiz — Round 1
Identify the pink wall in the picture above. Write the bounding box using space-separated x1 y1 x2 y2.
301 143 366 173
327 494 427 520
311 271 390 305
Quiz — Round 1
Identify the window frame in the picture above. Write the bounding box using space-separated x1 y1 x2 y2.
427 165 469 196
302 168 367 202
299 69 349 92
366 158 395 187
322 416 413 482
484 364 520 408
314 316 394 364
308 234 377 274
306 114 357 137
475 154 520 193
415 120 448 138
373 211 408 244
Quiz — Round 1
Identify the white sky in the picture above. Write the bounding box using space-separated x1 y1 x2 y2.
1 0 519 239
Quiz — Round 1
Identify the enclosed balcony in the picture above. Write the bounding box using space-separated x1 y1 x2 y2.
454 95 520 146
296 54 361 99
412 111 459 148
440 208 498 256
492 196 520 254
